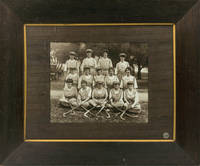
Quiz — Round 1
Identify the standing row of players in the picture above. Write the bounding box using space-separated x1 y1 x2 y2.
64 49 131 80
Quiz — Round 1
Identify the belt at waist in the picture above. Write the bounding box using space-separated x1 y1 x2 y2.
85 66 95 68
94 97 105 99
65 96 76 99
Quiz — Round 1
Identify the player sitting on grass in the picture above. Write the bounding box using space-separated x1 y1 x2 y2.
89 80 108 107
124 81 141 115
107 80 124 110
88 81 110 118
59 79 78 108
77 80 92 109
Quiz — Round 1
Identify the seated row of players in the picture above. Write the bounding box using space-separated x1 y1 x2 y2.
66 66 138 90
59 78 141 117
64 49 130 80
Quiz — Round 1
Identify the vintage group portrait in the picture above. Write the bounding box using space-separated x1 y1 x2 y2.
50 42 148 123
3 0 200 163
24 24 175 141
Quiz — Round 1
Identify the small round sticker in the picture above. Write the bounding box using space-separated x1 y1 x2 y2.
163 132 170 139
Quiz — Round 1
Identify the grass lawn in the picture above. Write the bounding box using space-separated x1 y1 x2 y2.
50 71 148 123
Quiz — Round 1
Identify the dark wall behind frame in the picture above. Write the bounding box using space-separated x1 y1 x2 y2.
0 0 200 165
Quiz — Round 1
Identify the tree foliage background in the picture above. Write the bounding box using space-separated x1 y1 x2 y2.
51 42 148 79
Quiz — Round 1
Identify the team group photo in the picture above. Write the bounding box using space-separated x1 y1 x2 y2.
50 42 148 123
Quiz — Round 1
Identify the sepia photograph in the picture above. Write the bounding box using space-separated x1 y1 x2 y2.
2 0 198 163
24 24 175 141
50 42 148 123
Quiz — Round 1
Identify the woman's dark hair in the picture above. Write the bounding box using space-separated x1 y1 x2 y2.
125 67 132 72
81 80 87 85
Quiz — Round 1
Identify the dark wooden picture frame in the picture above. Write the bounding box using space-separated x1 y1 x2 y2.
24 23 175 142
1 0 200 165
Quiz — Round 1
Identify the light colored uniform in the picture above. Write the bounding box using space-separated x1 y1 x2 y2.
81 57 97 75
115 61 130 80
89 87 108 107
59 86 78 107
93 75 105 87
120 75 138 89
124 88 141 111
65 73 79 87
108 88 124 108
98 57 113 75
77 86 92 108
78 74 94 89
105 75 119 90
64 59 79 73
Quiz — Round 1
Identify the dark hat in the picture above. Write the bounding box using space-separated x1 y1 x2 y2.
86 49 93 53
127 81 134 85
119 53 126 57
113 81 120 85
69 51 76 56
65 79 73 83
